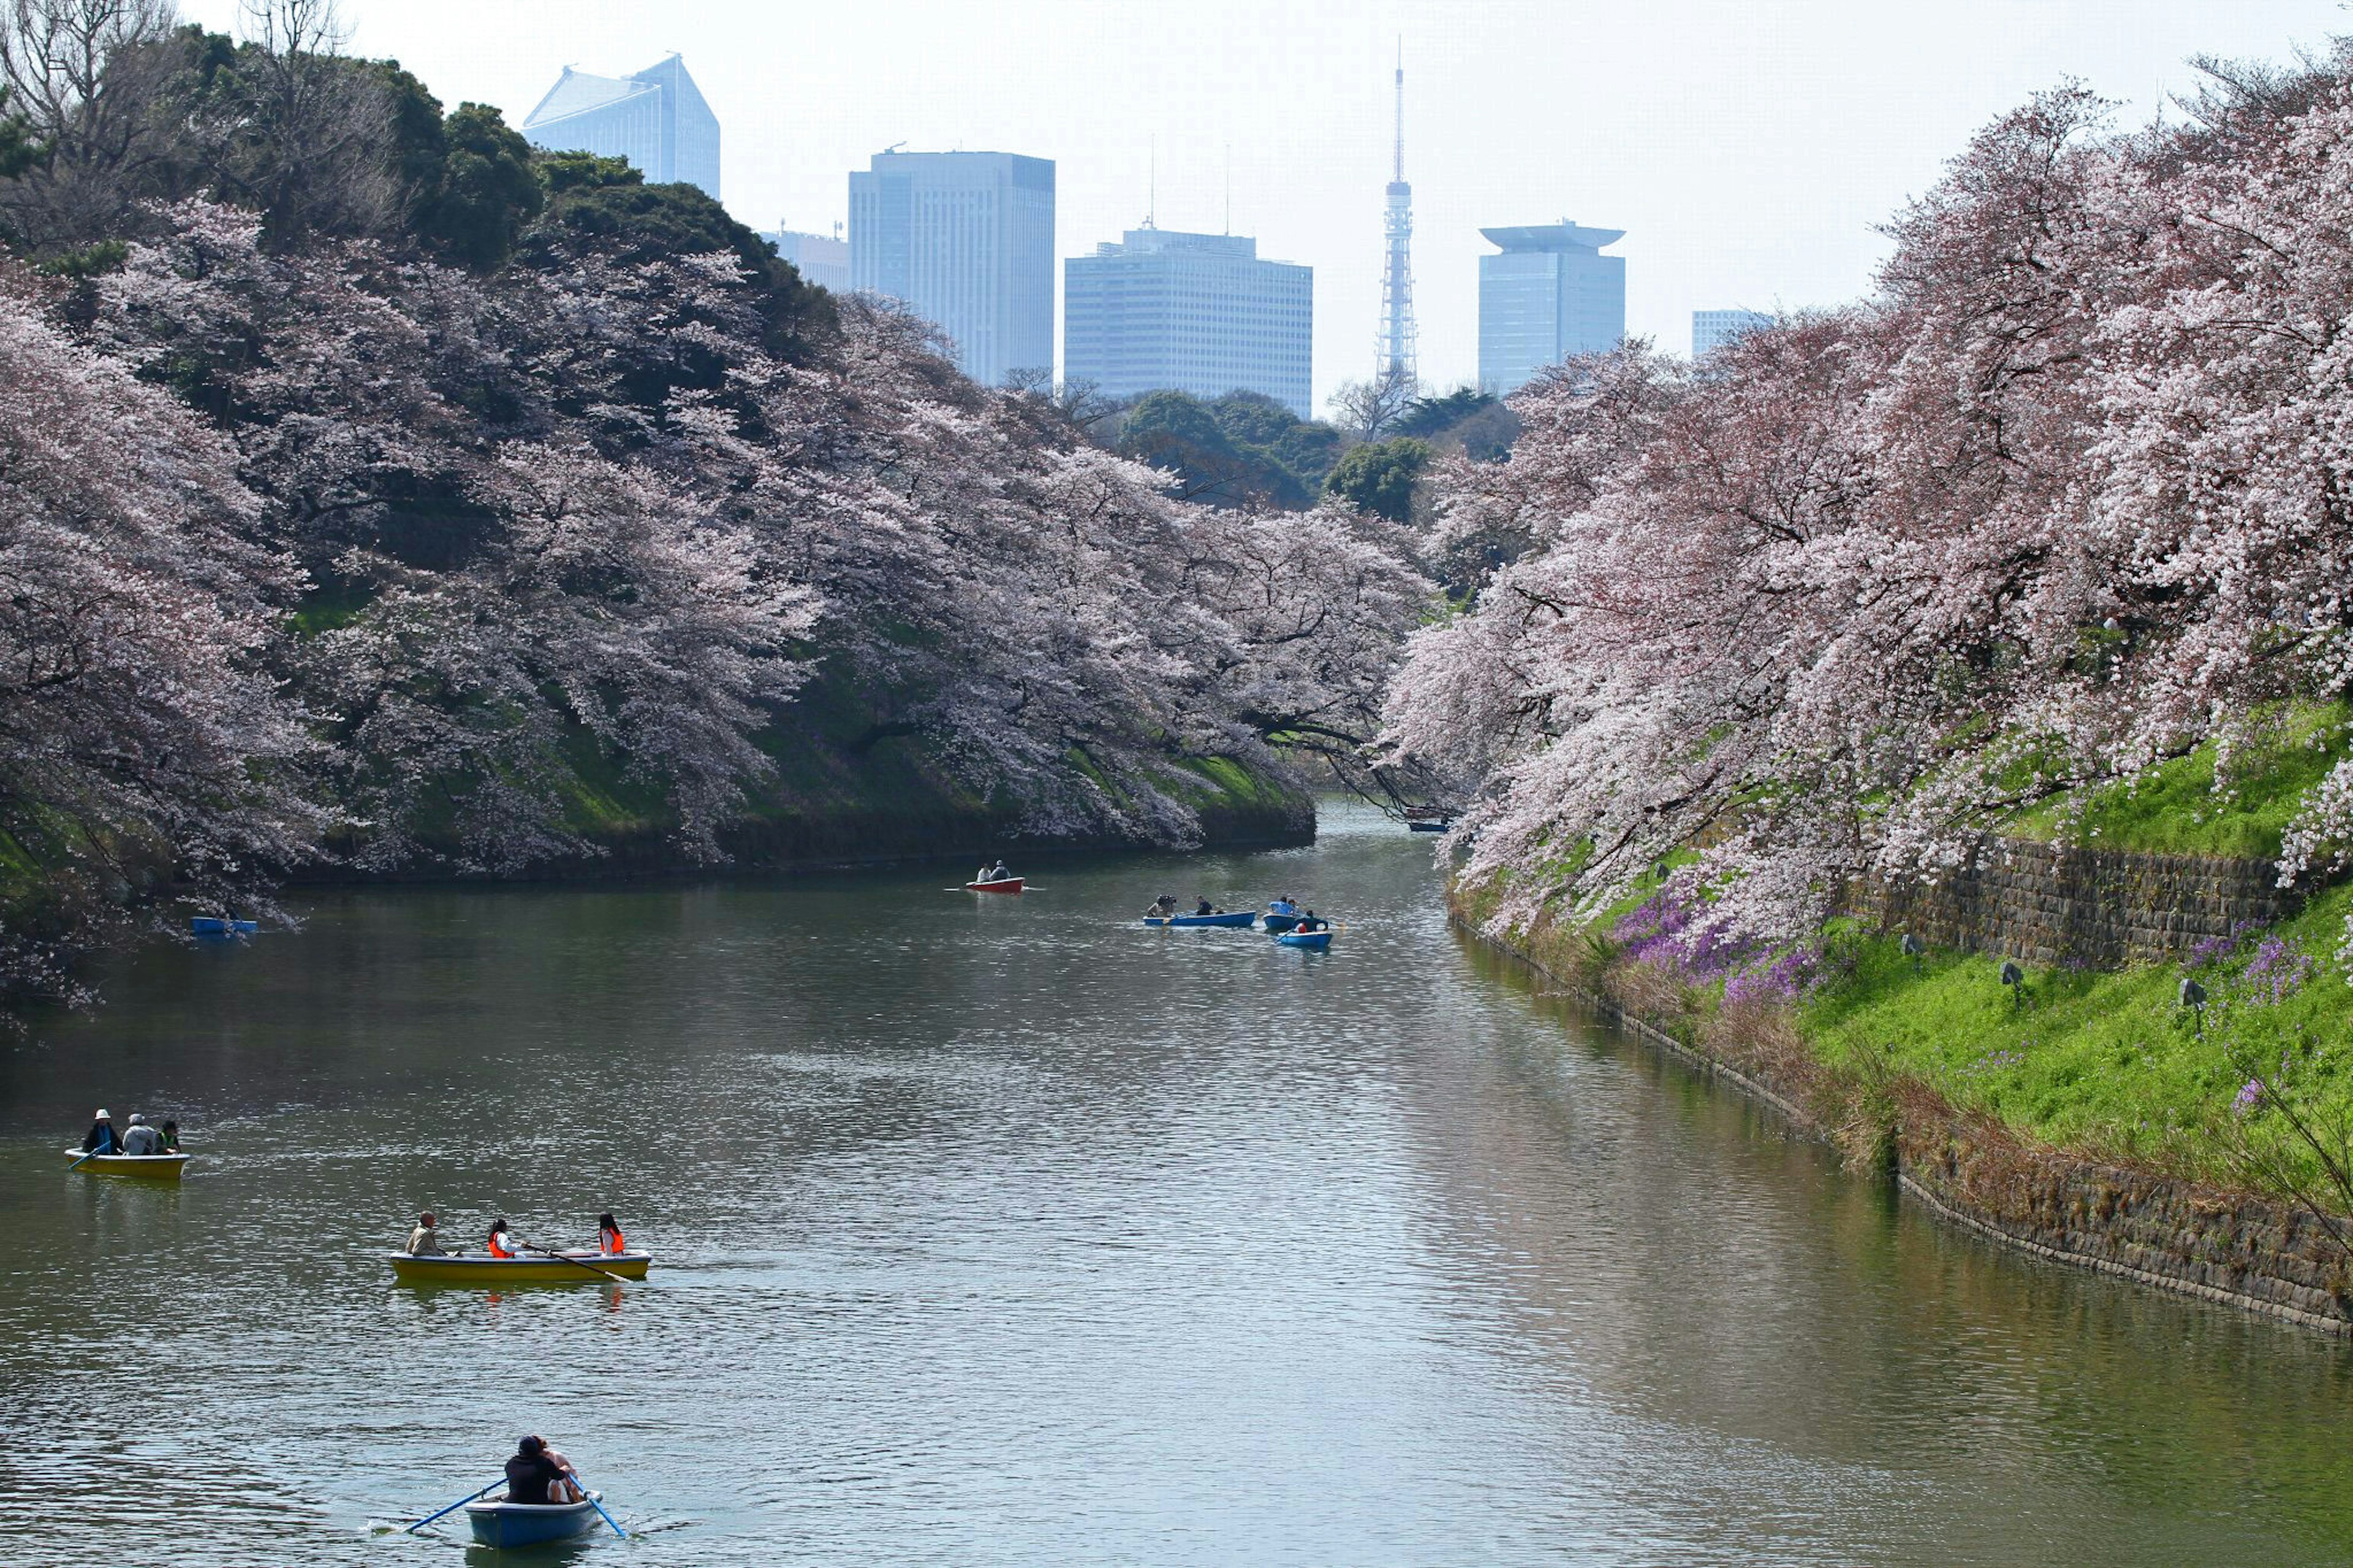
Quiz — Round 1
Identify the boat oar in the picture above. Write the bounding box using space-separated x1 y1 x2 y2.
567 1472 628 1539
520 1240 630 1284
67 1146 102 1170
406 1477 506 1534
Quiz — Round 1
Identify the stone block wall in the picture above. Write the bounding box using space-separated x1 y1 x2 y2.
1855 835 2297 967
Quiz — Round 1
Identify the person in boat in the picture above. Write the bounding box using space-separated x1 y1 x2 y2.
1146 894 1178 919
405 1212 447 1256
119 1113 162 1156
596 1213 625 1256
159 1119 180 1153
988 860 1011 882
1299 911 1325 933
1268 896 1297 918
80 1110 119 1156
487 1219 520 1259
1194 896 1216 917
504 1434 582 1506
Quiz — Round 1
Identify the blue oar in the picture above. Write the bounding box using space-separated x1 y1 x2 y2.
568 1472 627 1538
67 1142 112 1170
404 1477 505 1534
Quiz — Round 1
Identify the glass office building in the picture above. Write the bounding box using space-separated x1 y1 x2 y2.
1063 227 1313 419
762 228 851 294
849 151 1056 387
1476 221 1626 395
1692 308 1772 358
519 53 721 200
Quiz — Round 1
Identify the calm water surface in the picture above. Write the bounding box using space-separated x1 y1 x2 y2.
4 803 2352 1565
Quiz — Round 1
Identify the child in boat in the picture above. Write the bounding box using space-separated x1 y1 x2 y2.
405 1212 446 1256
80 1109 118 1156
596 1213 625 1255
159 1119 180 1153
504 1435 582 1505
487 1220 519 1259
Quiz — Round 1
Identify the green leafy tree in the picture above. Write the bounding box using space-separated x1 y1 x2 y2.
1323 437 1431 523
412 102 541 270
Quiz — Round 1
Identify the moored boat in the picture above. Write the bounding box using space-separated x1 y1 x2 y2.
383 1250 651 1286
63 1148 188 1181
1143 910 1258 928
465 1493 604 1548
1276 930 1333 950
964 877 1025 893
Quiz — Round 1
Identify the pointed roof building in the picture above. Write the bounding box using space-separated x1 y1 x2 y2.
520 53 720 200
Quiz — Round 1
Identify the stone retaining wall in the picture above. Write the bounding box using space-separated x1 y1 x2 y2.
1855 835 2297 967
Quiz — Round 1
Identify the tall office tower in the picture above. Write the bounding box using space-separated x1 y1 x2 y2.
1377 47 1416 384
520 55 720 199
1692 308 1772 358
1477 221 1627 395
1064 227 1314 418
762 227 851 294
849 150 1056 387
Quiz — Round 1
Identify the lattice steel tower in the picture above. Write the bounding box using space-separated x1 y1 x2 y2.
1378 44 1417 384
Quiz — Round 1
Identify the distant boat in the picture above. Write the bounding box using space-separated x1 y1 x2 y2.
1276 930 1333 950
466 1494 606 1548
1402 807 1452 834
1143 911 1258 929
64 1149 188 1181
382 1251 652 1286
963 877 1025 893
190 917 259 936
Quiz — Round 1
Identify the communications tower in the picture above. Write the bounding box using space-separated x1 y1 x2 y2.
1377 44 1417 385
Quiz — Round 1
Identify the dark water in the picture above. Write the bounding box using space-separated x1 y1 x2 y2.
4 802 2352 1565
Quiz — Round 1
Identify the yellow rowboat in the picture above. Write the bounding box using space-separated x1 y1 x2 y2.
63 1148 188 1181
382 1251 651 1286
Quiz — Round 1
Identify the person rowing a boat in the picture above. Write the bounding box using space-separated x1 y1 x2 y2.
1194 896 1217 917
405 1212 447 1256
504 1434 583 1506
79 1110 119 1156
487 1219 520 1259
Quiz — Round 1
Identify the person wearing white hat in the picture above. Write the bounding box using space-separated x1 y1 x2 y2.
119 1113 162 1156
79 1109 119 1156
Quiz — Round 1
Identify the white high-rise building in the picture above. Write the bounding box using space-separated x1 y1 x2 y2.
520 54 719 200
1477 221 1626 395
849 150 1056 387
1063 227 1313 419
1692 309 1772 358
762 227 849 294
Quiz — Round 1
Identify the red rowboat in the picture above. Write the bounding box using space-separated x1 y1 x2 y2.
964 877 1025 893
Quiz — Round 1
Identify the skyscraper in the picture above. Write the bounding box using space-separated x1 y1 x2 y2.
1692 308 1772 358
1377 48 1416 384
849 150 1056 387
762 227 850 294
519 54 720 200
1477 221 1627 395
1064 226 1313 418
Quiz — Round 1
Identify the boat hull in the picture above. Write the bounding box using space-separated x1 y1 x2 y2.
964 878 1024 893
1406 820 1449 833
384 1251 651 1286
1143 911 1259 928
1260 914 1302 933
466 1494 602 1548
1277 931 1333 950
63 1149 187 1181
190 917 259 935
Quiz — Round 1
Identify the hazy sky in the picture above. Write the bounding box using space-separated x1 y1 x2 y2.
184 0 2349 412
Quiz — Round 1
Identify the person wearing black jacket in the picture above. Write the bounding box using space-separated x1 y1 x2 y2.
504 1435 581 1504
79 1110 118 1155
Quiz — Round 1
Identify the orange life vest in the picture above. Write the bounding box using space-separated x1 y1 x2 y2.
487 1232 515 1259
601 1225 624 1254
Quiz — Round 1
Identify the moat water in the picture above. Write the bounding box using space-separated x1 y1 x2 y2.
4 803 2351 1564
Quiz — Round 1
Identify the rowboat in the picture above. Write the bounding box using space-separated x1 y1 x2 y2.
1276 930 1333 950
466 1493 604 1548
191 917 259 935
1406 819 1450 833
964 877 1025 893
63 1148 188 1181
382 1251 651 1286
1143 911 1258 928
1261 913 1302 933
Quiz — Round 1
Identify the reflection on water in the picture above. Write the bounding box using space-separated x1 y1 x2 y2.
3 801 2352 1564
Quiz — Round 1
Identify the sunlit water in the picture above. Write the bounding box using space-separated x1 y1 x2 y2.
4 801 2352 1564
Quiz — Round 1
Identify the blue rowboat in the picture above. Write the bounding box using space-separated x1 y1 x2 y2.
1261 913 1302 933
191 917 258 936
465 1493 604 1548
1143 911 1258 928
1406 819 1450 833
1277 930 1332 950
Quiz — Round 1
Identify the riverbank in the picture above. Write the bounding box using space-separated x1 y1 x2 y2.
1447 874 2353 1336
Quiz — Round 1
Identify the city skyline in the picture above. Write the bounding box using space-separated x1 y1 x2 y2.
1066 225 1314 417
180 0 2351 407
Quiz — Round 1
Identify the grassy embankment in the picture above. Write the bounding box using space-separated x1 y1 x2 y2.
1472 706 2353 1201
